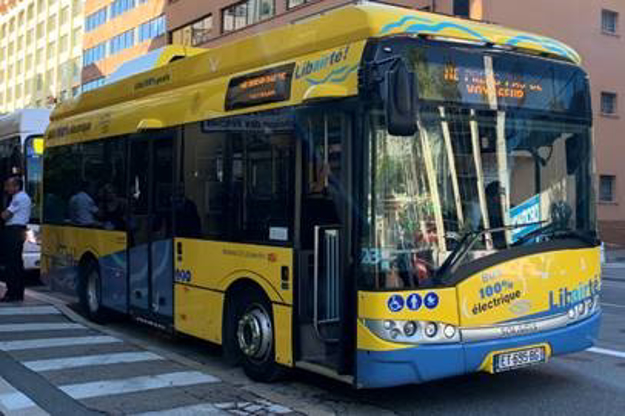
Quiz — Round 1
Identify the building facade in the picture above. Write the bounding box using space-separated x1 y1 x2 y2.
81 0 168 90
0 0 84 112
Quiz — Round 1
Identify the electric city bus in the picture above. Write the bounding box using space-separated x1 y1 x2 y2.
0 108 49 271
42 3 600 388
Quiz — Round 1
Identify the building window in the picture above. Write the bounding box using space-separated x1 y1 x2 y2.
60 35 69 54
600 175 616 202
110 0 136 20
453 0 470 18
138 15 167 42
48 15 57 34
110 29 135 55
82 77 106 93
83 42 107 67
287 0 307 9
602 9 618 34
60 7 70 25
222 0 275 33
171 15 212 47
86 7 108 32
601 92 618 115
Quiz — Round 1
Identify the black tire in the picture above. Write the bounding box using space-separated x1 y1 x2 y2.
227 287 286 382
77 261 110 324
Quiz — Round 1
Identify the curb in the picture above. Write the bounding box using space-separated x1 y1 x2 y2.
24 288 334 416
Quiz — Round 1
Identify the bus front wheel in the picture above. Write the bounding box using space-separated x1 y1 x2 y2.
229 288 285 382
78 261 109 324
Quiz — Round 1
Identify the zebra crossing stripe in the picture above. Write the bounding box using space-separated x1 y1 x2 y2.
132 403 229 415
1 372 219 411
0 377 48 414
0 323 85 332
59 371 220 400
0 336 122 351
0 306 60 316
24 351 164 372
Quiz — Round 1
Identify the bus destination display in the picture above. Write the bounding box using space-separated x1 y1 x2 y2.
226 63 295 111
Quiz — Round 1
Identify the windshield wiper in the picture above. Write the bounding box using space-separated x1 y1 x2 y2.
435 222 547 283
513 223 598 247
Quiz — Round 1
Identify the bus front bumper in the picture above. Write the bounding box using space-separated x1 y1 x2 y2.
23 251 41 271
356 311 601 389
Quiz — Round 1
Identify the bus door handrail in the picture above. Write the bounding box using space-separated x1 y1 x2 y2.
313 224 341 343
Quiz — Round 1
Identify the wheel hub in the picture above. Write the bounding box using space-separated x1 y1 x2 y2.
237 306 272 360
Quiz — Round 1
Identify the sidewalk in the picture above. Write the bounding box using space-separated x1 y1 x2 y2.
0 284 299 416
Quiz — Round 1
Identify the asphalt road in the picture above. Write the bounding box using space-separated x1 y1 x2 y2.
1 266 624 416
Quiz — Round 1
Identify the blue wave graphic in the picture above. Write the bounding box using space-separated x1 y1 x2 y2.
504 35 577 60
403 22 491 43
327 65 359 83
379 16 433 35
305 65 358 85
378 16 577 62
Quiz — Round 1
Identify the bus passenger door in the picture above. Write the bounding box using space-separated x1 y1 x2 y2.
296 111 354 376
127 133 176 325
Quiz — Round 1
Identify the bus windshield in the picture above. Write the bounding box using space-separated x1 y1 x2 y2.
360 43 595 290
25 136 44 223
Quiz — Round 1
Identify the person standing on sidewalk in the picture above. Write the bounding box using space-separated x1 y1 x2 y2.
0 176 31 302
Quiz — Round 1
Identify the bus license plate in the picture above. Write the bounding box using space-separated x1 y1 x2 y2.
494 347 546 372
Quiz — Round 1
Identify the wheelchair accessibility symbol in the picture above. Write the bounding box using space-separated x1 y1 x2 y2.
387 295 404 312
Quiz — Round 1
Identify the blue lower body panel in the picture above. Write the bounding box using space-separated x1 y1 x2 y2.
357 312 601 388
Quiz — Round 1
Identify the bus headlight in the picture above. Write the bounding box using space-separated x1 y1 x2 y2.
403 321 418 337
364 319 460 344
424 322 438 338
443 324 457 339
567 295 600 324
567 308 577 320
26 229 41 245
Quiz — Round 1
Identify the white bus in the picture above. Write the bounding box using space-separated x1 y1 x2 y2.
0 108 50 271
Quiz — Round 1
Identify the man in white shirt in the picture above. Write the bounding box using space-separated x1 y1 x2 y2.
1 176 32 302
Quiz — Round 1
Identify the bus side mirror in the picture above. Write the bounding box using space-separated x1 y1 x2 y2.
386 61 418 137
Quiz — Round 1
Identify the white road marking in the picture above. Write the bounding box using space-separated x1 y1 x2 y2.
0 377 48 415
132 403 229 415
0 336 121 351
601 302 625 309
23 351 164 372
0 323 84 332
60 371 219 401
587 347 625 359
0 306 60 316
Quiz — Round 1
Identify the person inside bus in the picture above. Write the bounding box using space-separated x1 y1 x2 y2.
0 176 32 302
68 180 100 227
99 183 126 230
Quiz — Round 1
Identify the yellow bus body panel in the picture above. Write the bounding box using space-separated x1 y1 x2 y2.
41 225 126 276
46 4 579 148
456 247 601 327
174 285 224 345
357 247 601 351
173 238 294 366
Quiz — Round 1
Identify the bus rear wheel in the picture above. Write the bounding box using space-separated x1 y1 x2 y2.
230 289 285 382
78 261 109 324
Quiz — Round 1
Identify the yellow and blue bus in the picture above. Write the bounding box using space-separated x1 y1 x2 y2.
42 3 600 388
